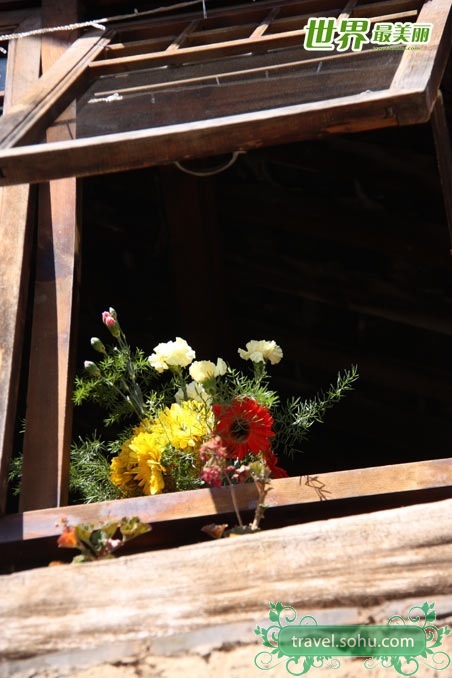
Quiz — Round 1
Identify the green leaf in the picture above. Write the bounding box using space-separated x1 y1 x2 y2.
119 517 151 540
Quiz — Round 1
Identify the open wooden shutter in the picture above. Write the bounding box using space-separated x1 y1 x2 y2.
0 0 449 185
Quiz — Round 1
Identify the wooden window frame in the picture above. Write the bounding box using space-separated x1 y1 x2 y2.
0 0 449 185
0 0 451 571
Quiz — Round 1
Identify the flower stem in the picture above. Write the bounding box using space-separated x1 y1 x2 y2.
250 478 271 531
224 471 244 528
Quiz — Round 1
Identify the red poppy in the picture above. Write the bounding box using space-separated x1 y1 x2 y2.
213 398 275 460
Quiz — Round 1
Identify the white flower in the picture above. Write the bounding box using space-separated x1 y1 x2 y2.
148 337 195 373
215 357 227 376
189 357 227 382
175 381 212 405
238 340 283 365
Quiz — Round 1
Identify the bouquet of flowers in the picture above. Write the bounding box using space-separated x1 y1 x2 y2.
72 308 358 529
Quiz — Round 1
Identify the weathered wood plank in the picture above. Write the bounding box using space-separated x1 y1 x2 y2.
1 497 452 669
0 88 421 186
91 48 378 99
165 18 199 52
0 17 41 515
249 7 279 39
0 458 451 545
93 27 323 75
19 1 80 511
0 28 110 149
431 91 452 254
390 0 452 120
89 0 419 75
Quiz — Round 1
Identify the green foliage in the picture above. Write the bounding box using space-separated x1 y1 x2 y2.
160 446 204 492
274 365 359 457
58 516 151 563
7 452 23 497
69 435 122 503
73 347 155 426
214 365 280 410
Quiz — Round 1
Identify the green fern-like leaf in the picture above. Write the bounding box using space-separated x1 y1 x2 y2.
69 435 123 504
274 365 359 458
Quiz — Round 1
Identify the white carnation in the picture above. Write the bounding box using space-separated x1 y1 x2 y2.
148 337 195 373
189 357 227 382
238 340 283 365
175 381 211 405
215 357 227 376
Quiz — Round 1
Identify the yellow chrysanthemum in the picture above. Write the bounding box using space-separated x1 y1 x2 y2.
129 430 166 495
154 400 213 450
110 421 165 496
110 403 213 496
110 434 141 496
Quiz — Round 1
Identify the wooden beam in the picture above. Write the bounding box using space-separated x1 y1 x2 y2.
91 10 415 76
431 91 452 254
2 497 452 671
0 16 41 515
390 0 452 121
0 458 451 546
0 28 110 149
19 1 81 511
0 88 420 186
90 0 419 75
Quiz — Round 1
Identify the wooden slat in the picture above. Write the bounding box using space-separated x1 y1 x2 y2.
390 0 452 120
165 18 199 52
19 1 80 511
78 50 403 136
0 458 451 545
338 0 358 21
249 7 280 39
0 88 422 186
431 91 452 254
0 16 41 515
91 48 381 99
2 498 452 672
91 26 331 76
95 0 420 74
0 28 110 149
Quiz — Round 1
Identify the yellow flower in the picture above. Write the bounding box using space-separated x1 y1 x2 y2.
129 430 166 495
154 401 213 450
111 421 166 496
110 403 213 496
110 442 140 496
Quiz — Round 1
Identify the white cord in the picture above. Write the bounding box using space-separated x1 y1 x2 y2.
174 151 245 177
0 0 208 43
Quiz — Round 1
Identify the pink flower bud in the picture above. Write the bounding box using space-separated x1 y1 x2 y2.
102 311 116 328
101 310 121 338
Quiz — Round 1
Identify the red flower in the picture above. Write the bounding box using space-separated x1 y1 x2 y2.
264 449 288 479
213 398 275 460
